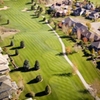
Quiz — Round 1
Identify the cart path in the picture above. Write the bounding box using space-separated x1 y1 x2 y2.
46 20 100 100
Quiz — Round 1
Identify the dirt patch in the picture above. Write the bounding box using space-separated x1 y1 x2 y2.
0 26 19 39
21 8 29 12
0 6 9 10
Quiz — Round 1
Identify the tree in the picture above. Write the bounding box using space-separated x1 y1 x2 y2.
10 40 14 46
35 75 42 82
36 12 40 18
42 17 46 21
15 49 19 55
77 29 81 40
47 18 52 24
31 5 35 10
91 79 100 98
91 48 96 60
67 28 72 36
34 60 40 70
66 47 72 55
91 48 95 55
7 20 9 24
20 41 25 48
3 47 8 53
82 37 88 44
45 85 51 95
0 0 4 4
67 7 71 16
86 22 91 30
31 0 34 3
23 60 30 71
54 22 57 30
97 50 100 55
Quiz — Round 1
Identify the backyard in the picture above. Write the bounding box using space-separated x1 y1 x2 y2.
0 0 100 100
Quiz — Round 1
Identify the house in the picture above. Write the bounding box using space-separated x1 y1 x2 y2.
91 41 100 50
72 7 82 16
87 11 100 20
0 75 18 100
81 30 100 41
72 22 88 37
62 17 76 27
0 53 10 74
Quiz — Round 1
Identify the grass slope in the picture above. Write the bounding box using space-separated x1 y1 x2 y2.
0 0 94 100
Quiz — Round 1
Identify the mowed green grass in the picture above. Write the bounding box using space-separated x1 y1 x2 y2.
0 0 94 100
56 31 100 84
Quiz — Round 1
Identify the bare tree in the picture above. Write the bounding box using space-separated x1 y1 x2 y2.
77 28 81 40
0 0 4 4
91 79 100 98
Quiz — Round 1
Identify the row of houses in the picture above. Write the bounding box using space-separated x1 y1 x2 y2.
61 17 100 50
0 47 18 100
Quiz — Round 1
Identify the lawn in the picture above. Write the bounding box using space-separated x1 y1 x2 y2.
56 29 100 83
0 0 96 100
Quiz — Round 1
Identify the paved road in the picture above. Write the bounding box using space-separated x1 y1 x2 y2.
46 20 100 100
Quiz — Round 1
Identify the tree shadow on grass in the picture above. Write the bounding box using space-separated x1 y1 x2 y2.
0 23 8 25
10 46 22 50
48 29 53 31
42 22 47 24
86 57 92 61
60 35 68 39
5 44 12 47
53 72 72 77
30 14 36 16
9 53 18 57
78 89 89 94
56 52 65 56
27 78 38 84
25 2 32 5
32 16 39 19
35 91 46 97
10 67 37 73
96 61 100 70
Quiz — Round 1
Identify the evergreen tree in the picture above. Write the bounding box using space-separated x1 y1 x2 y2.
15 49 19 55
23 60 30 71
35 75 42 82
10 40 14 46
34 60 40 70
45 85 51 95
20 41 25 48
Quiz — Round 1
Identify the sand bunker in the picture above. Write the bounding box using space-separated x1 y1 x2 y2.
21 8 30 12
0 6 9 10
0 27 20 39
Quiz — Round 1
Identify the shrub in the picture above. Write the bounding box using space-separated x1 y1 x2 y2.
35 75 42 82
45 85 51 95
7 20 9 24
23 60 30 71
34 60 40 70
20 41 25 48
10 40 14 46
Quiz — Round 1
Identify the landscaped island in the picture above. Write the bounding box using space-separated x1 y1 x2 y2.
0 0 100 100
